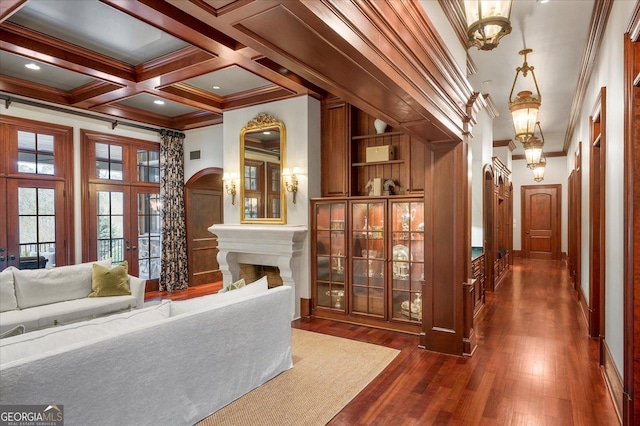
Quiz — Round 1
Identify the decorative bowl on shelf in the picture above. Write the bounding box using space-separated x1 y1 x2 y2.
326 289 345 309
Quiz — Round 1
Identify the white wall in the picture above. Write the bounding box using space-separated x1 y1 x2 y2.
565 0 633 376
183 124 223 182
221 96 321 305
511 157 568 253
471 109 494 247
493 145 513 171
2 102 159 263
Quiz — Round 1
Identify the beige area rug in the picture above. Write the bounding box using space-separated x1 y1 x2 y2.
197 329 399 426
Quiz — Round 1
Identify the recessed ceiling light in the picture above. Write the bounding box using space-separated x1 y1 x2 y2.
483 80 492 85
154 100 165 105
263 131 271 135
212 85 221 90
25 63 40 70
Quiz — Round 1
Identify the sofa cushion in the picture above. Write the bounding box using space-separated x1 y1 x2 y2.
34 295 137 330
13 259 111 309
225 278 246 292
0 325 24 339
0 309 41 334
0 267 18 312
171 276 268 316
0 300 171 365
89 261 131 297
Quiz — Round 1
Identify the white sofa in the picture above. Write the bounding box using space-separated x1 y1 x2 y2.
0 279 293 426
0 259 146 335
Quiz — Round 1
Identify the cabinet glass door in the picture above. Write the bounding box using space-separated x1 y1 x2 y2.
315 202 346 310
391 200 424 322
351 201 385 317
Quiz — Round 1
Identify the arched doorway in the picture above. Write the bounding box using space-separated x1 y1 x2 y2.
185 168 224 287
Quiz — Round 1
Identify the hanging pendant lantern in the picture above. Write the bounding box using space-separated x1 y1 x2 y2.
532 156 546 182
464 0 513 50
523 122 545 169
509 49 542 143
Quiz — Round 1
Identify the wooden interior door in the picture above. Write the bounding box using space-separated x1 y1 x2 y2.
185 169 223 287
521 184 561 260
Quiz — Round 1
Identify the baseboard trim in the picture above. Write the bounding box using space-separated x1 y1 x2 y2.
512 250 522 258
577 284 590 331
300 298 311 318
601 339 623 423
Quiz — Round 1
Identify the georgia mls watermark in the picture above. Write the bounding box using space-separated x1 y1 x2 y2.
0 405 63 426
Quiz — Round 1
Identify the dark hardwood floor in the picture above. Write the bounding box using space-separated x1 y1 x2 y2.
295 258 620 425
149 259 619 425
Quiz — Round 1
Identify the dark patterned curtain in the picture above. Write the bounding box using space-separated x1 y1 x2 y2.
159 130 188 291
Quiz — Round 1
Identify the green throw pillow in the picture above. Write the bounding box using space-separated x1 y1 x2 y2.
226 278 246 291
89 261 131 297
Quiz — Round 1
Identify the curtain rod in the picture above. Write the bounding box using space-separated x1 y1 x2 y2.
1 94 185 138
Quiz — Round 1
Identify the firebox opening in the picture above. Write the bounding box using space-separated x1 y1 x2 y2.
238 263 283 288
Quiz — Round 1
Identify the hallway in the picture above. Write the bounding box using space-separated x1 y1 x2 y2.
295 258 620 425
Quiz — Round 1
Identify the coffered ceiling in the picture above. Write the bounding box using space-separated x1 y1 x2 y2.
0 0 602 156
0 0 326 130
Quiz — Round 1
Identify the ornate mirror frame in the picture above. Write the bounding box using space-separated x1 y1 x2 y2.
239 113 287 224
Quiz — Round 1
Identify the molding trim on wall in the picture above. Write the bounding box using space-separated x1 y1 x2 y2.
493 139 516 151
300 298 311 318
563 0 614 152
577 284 590 331
602 340 624 423
512 151 567 161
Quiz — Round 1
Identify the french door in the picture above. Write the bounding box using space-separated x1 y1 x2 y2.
0 116 74 270
86 184 160 281
81 130 160 288
5 179 67 269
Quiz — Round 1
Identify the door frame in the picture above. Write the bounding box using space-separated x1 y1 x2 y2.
520 184 562 260
589 87 606 341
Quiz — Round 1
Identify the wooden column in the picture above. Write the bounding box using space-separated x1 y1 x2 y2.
421 139 470 355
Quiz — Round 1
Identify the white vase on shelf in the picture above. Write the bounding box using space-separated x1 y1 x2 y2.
373 118 387 134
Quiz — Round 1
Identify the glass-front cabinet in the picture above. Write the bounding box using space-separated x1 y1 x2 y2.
351 201 385 317
311 196 424 333
390 200 424 322
313 201 347 310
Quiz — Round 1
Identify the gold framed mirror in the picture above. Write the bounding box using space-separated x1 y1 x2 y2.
240 113 286 224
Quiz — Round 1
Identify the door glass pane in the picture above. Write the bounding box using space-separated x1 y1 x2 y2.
38 188 55 215
18 187 36 215
97 190 125 263
137 192 161 280
18 187 56 269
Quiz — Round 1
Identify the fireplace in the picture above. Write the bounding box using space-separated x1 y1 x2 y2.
208 224 308 319
238 264 283 288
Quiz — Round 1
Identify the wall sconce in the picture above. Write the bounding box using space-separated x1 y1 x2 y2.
223 173 238 205
532 156 546 182
282 167 299 204
509 49 542 143
464 0 513 51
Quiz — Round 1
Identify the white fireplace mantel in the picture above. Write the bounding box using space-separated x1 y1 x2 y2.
208 224 308 319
